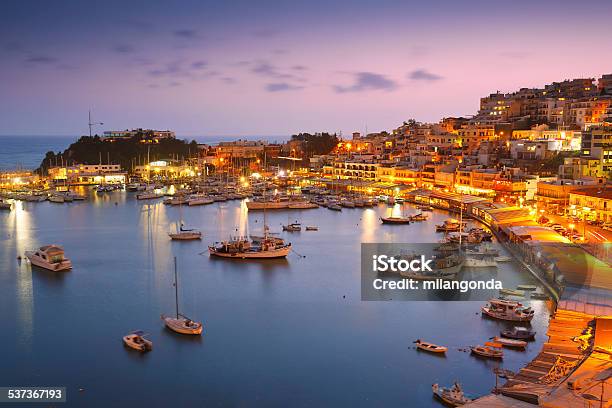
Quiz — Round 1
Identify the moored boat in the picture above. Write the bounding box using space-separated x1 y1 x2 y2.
136 192 163 200
492 336 527 349
380 216 411 224
435 219 466 232
209 237 291 259
409 213 428 221
481 298 534 322
414 339 447 354
471 342 504 359
25 245 72 271
500 327 536 340
162 257 203 335
432 383 472 406
123 331 153 352
305 226 318 231
282 223 302 232
0 199 12 210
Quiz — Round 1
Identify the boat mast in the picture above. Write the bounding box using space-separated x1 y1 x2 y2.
174 256 179 319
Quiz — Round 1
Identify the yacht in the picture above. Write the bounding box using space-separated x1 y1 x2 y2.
25 245 72 271
161 257 203 335
481 298 534 322
187 196 214 206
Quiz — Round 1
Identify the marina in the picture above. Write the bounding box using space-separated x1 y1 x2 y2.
0 187 552 406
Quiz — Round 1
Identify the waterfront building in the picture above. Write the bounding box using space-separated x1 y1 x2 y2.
0 170 40 187
48 164 126 185
568 187 612 223
134 160 198 180
535 177 601 212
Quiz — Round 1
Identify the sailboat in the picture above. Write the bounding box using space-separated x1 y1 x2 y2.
209 192 291 259
168 199 202 240
161 257 203 335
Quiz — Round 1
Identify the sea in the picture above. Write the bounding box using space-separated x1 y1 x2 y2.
0 136 552 407
0 135 291 171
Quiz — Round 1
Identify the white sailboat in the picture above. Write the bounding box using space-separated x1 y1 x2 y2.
161 257 203 335
168 199 201 240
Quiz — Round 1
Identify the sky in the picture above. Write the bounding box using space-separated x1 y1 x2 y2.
1 0 612 137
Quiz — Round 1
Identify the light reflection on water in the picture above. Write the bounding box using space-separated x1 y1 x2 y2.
0 191 553 407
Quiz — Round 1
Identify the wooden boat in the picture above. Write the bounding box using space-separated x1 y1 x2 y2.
471 342 504 359
123 331 153 352
380 216 411 224
492 336 527 349
168 230 202 240
499 288 525 297
209 237 291 259
305 226 318 231
435 219 466 232
501 327 536 341
482 298 534 322
282 223 302 232
409 213 428 221
162 257 203 335
416 204 434 211
25 245 72 271
432 383 472 406
414 339 447 354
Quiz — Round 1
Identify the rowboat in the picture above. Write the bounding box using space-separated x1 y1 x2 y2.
380 216 411 224
432 383 472 406
123 331 153 352
492 336 527 348
414 339 447 353
471 342 503 359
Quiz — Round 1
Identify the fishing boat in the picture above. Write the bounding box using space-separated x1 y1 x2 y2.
123 331 153 352
492 336 527 349
209 237 291 259
283 223 302 232
414 339 447 354
481 298 534 322
380 216 411 224
435 219 466 232
500 327 536 341
48 194 65 203
499 288 525 297
409 213 428 221
161 257 203 335
0 199 12 210
471 342 504 359
400 253 464 280
432 383 472 406
25 245 72 271
464 255 497 268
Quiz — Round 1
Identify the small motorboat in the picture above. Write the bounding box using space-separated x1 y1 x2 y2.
414 339 448 354
492 336 527 349
328 204 342 211
471 342 504 359
409 213 428 222
482 298 534 321
501 327 536 341
123 331 153 352
305 226 318 231
432 383 472 406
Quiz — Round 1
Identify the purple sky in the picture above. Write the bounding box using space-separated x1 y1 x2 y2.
1 0 612 137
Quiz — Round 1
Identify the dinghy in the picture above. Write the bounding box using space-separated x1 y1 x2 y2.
414 339 447 354
123 331 153 352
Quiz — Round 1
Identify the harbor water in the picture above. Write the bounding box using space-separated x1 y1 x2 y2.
0 190 553 407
